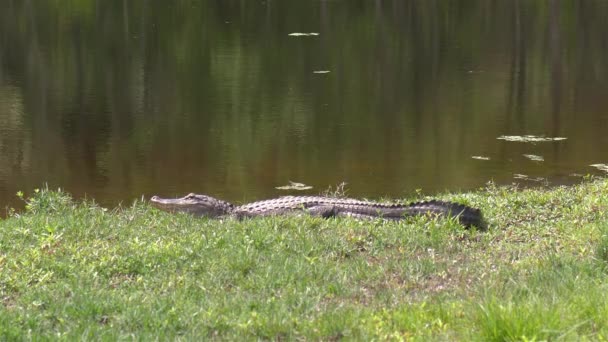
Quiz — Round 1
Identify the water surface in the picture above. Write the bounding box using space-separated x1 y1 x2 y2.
1 1 607 211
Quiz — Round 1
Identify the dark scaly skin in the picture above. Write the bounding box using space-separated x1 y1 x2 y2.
150 193 484 228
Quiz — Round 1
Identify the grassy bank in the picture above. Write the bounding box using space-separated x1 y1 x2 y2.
2 180 608 340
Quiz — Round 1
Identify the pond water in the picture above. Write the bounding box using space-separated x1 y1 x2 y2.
1 1 607 211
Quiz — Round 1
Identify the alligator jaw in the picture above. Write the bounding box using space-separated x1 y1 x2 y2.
150 193 234 218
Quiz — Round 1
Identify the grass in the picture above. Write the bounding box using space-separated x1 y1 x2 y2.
2 179 608 340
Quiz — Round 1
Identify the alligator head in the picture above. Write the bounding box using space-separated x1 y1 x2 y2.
150 193 235 218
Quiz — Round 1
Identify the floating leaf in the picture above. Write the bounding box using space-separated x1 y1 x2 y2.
523 154 544 162
513 174 544 182
288 32 319 37
471 156 490 160
497 135 567 142
313 70 330 74
590 164 608 172
275 181 313 191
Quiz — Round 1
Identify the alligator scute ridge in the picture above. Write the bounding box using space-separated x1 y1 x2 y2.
150 193 484 228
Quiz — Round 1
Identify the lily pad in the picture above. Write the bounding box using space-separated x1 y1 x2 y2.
471 156 490 160
288 32 319 37
275 181 313 191
523 154 544 162
590 164 608 172
497 135 567 142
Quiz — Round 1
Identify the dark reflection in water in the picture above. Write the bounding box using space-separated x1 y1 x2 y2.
1 0 608 212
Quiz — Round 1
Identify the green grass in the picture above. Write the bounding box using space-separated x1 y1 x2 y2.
2 179 608 340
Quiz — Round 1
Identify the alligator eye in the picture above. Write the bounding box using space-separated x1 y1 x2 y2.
186 193 196 199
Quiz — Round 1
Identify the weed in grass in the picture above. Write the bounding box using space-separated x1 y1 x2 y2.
595 224 608 265
475 298 563 341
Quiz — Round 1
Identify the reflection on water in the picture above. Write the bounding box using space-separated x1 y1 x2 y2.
1 1 608 211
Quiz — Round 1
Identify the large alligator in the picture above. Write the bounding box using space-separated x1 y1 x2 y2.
150 193 484 228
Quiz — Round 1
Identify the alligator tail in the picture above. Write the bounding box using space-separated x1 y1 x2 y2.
408 200 484 229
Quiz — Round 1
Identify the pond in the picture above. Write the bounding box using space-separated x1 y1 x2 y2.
1 1 607 212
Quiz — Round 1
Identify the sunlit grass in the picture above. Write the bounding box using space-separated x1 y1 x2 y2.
2 179 608 339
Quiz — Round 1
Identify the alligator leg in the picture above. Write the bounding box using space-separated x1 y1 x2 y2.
233 205 338 219
305 205 338 218
308 206 392 220
308 206 394 220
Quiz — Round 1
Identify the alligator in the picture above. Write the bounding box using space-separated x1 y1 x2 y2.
150 193 484 228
